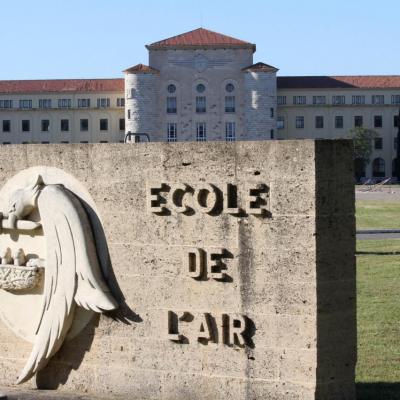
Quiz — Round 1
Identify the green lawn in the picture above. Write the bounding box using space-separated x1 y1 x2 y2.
357 201 400 230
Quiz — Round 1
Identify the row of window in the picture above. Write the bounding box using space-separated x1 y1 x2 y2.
278 94 400 106
1 118 125 133
368 157 400 178
0 98 125 109
277 115 400 129
165 96 236 114
0 140 123 145
166 83 235 95
166 122 237 142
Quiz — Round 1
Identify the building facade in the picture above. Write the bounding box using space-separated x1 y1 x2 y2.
0 28 399 178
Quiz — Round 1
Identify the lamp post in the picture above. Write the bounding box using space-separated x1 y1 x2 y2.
397 108 400 182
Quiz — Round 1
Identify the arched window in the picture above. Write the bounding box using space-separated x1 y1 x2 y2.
392 158 398 177
372 157 385 178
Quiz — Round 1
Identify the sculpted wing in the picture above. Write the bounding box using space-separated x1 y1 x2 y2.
17 185 117 384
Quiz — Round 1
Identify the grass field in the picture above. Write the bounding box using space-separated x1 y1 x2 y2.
356 200 400 399
357 201 400 230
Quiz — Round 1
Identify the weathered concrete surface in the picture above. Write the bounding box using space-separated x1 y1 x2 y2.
0 140 356 399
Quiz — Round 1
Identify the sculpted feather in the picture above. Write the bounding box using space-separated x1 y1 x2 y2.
7 176 118 384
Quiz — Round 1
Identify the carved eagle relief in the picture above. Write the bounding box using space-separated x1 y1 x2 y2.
2 175 118 383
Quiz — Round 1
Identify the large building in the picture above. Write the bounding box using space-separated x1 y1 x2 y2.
0 28 399 178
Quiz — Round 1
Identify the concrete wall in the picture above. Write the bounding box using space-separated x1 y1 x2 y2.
0 140 356 399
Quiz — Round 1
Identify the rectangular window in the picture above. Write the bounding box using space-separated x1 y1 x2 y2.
293 96 306 105
270 107 274 118
354 116 363 127
374 115 383 128
41 120 50 132
196 96 206 113
395 115 399 128
225 122 236 142
296 116 304 129
270 129 274 139
167 97 177 114
119 118 125 131
97 98 110 108
392 95 400 105
117 98 125 107
58 99 72 108
167 123 177 142
19 100 32 109
332 95 346 105
22 120 30 132
225 96 235 113
39 99 52 109
372 95 384 105
0 100 13 109
2 120 10 132
277 116 285 129
315 116 324 129
78 98 91 108
277 96 286 105
127 109 131 119
352 95 365 105
374 137 383 150
61 119 69 131
196 123 206 142
100 118 108 131
335 116 344 129
313 96 326 105
80 119 89 131
394 137 397 150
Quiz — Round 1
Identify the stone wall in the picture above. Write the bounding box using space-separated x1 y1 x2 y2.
0 140 356 399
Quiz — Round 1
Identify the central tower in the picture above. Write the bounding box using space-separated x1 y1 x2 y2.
124 28 278 142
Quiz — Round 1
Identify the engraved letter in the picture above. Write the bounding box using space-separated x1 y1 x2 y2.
224 314 247 347
207 249 227 281
186 248 205 279
223 183 240 215
147 184 168 214
167 311 183 342
170 183 191 213
245 184 269 215
197 313 213 344
195 184 218 214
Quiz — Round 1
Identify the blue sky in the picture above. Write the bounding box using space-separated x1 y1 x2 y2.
1 0 399 80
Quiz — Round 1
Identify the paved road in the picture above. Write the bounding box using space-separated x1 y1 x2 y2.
357 233 400 240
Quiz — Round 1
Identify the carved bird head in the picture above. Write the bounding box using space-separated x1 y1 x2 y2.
8 175 44 228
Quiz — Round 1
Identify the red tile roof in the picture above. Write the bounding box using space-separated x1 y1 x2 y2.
123 64 159 74
146 28 256 52
0 78 124 94
243 62 279 73
277 75 400 89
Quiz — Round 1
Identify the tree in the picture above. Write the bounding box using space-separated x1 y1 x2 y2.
348 127 378 182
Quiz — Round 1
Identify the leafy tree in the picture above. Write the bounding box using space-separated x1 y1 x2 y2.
348 127 378 182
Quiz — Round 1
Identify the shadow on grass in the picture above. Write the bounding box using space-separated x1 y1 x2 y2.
357 251 400 255
357 383 400 400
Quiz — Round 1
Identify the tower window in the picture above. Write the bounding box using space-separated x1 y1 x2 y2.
196 96 206 113
225 83 235 93
270 108 274 118
61 119 69 131
167 84 176 93
80 119 89 131
167 123 177 142
225 122 235 142
41 120 50 132
167 97 177 114
22 120 30 132
225 96 235 113
196 84 206 93
196 123 206 141
100 119 108 131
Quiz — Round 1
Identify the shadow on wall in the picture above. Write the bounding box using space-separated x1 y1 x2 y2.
356 383 400 400
35 194 142 389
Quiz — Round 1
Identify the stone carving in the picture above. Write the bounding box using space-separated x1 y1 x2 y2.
0 174 118 384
